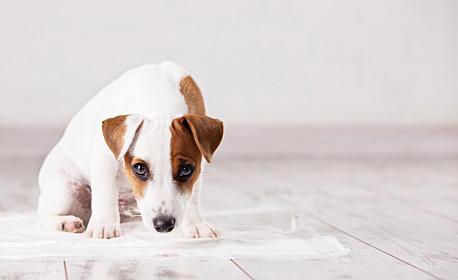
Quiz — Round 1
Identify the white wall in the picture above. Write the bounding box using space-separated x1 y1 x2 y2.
0 0 457 126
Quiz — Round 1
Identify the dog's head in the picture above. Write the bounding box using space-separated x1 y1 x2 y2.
101 113 223 233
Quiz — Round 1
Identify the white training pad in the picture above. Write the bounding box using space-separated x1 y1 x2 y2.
0 208 350 260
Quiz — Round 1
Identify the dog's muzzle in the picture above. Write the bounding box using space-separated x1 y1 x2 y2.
152 214 176 233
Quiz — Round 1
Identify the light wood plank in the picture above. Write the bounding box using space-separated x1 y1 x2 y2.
199 162 441 280
0 156 41 211
66 259 249 280
220 159 458 280
0 260 65 280
234 216 438 280
353 159 458 223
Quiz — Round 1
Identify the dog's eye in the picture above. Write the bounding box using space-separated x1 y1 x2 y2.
177 164 194 181
132 163 148 181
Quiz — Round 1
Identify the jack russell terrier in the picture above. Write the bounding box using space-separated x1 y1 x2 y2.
38 62 224 239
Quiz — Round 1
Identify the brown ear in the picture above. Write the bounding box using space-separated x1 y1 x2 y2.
102 114 143 160
173 114 224 163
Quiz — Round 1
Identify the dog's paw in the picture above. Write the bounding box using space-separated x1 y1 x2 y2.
85 220 121 239
183 222 220 238
61 216 85 233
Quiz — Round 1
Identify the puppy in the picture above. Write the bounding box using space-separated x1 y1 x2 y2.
38 62 223 239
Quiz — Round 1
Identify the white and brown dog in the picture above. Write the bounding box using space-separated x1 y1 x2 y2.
38 62 223 239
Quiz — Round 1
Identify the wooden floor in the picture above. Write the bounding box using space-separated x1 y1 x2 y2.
0 126 457 279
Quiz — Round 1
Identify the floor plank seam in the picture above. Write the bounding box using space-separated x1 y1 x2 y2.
63 260 69 280
310 214 444 280
230 259 255 280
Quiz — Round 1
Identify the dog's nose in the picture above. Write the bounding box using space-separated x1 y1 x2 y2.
152 215 176 233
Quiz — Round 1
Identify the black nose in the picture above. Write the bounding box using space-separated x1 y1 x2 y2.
152 215 176 233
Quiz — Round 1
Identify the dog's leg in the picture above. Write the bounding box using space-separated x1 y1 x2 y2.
181 165 220 238
38 150 86 234
85 154 121 239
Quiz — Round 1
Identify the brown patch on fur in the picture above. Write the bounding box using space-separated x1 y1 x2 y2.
170 118 203 194
180 76 206 115
170 114 224 193
180 114 224 163
123 154 149 198
102 115 128 159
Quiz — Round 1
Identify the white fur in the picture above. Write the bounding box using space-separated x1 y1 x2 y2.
38 61 217 239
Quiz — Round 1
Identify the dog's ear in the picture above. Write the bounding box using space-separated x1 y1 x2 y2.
173 114 224 163
102 114 144 160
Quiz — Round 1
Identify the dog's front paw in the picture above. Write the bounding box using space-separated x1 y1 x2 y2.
183 222 220 238
61 216 85 233
85 220 121 239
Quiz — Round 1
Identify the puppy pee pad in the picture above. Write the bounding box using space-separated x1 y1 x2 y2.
0 208 350 260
